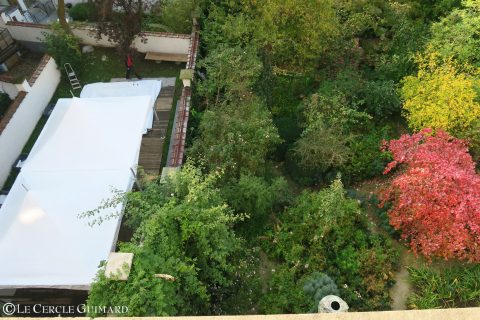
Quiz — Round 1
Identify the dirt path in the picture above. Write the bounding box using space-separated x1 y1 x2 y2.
353 179 426 310
389 264 411 310
389 244 426 310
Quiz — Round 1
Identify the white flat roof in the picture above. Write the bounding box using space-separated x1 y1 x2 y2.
0 81 161 289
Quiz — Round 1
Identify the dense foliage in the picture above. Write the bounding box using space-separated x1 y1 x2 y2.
428 1 480 66
408 264 480 309
94 0 145 55
382 130 480 261
87 164 254 316
86 0 480 314
400 51 480 141
145 0 198 33
189 98 281 177
260 179 398 313
68 3 97 21
43 23 83 72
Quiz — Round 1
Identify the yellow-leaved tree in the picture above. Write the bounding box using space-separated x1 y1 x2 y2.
400 51 480 139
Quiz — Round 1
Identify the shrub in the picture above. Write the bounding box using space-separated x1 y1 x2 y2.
221 174 291 241
43 23 84 74
69 3 96 21
341 126 394 184
360 80 401 119
303 272 340 312
316 69 401 119
87 164 247 316
261 178 399 312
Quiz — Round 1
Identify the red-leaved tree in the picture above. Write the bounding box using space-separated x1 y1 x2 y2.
381 128 480 261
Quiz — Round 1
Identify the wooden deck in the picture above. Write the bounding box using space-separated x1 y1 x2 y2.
108 78 176 175
138 84 175 174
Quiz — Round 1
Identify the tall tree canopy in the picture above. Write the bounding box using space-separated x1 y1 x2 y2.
381 129 480 262
189 98 281 177
428 0 480 66
203 0 341 73
400 51 480 139
95 0 146 55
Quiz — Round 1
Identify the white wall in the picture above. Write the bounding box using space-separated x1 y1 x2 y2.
134 34 190 54
0 57 60 186
73 27 190 54
71 27 112 47
5 23 191 54
4 24 48 43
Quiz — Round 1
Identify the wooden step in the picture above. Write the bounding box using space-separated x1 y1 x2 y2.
159 86 175 97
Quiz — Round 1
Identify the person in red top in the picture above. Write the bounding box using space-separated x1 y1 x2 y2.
125 53 142 80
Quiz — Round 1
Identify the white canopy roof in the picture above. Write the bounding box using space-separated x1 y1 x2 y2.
0 83 159 289
81 80 161 130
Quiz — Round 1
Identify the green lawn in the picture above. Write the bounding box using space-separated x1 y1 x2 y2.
3 47 182 190
51 47 183 102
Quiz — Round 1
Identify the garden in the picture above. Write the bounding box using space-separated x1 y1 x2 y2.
33 0 480 316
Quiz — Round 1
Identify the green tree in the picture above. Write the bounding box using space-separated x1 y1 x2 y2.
400 51 480 138
411 0 462 21
250 0 341 72
197 45 262 106
95 0 145 55
86 164 247 316
428 1 480 67
294 118 352 172
315 68 401 119
157 0 198 34
294 91 371 173
203 0 341 73
189 98 281 177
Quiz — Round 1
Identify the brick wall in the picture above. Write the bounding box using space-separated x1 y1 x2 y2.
28 54 51 86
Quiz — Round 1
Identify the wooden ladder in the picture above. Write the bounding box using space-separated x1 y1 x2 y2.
64 63 82 90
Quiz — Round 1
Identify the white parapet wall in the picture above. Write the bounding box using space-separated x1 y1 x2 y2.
134 32 191 54
5 22 191 55
0 56 60 187
96 308 480 320
4 22 49 46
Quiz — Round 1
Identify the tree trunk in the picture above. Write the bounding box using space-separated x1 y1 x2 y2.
57 0 71 33
101 0 114 20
